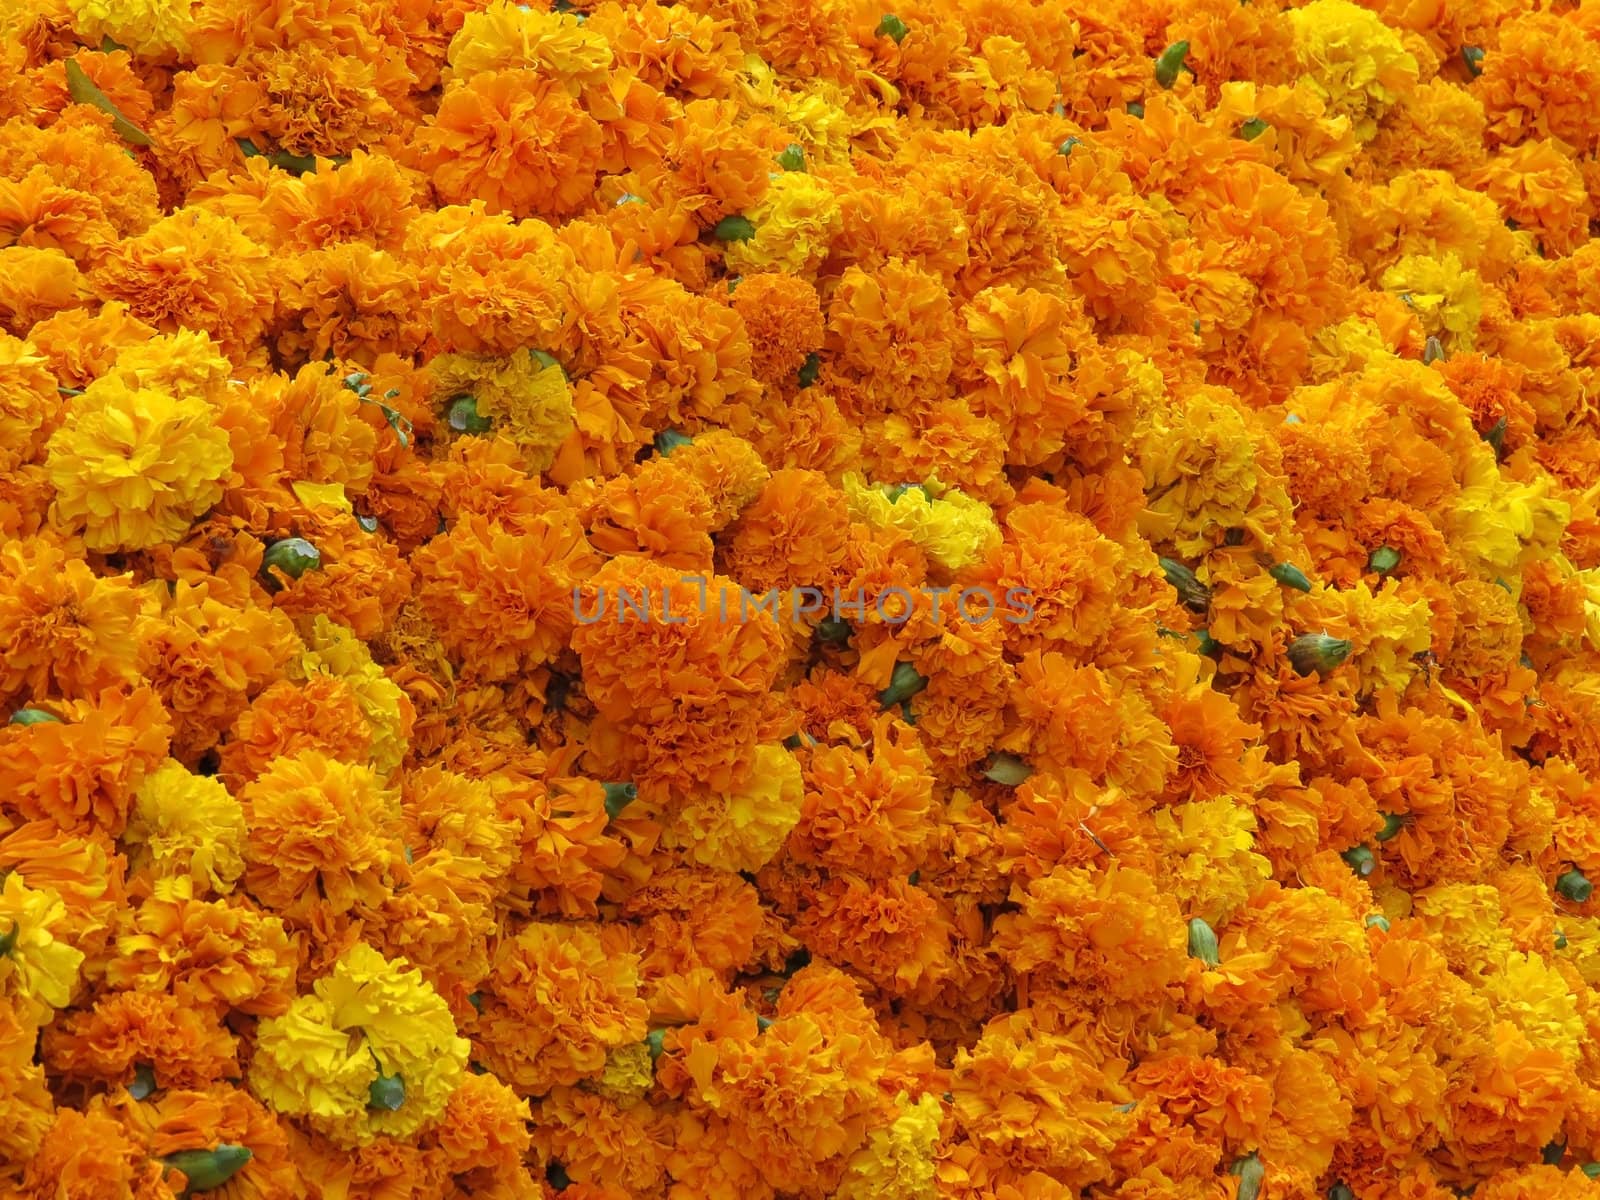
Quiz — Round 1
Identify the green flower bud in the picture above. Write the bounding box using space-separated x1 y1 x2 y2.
783 730 817 750
356 513 380 533
1542 1139 1566 1165
712 214 756 241
1288 632 1352 678
1423 335 1445 364
875 13 909 42
983 753 1033 787
1158 557 1210 613
1556 928 1569 949
1342 846 1377 878
646 1028 666 1060
776 143 805 171
1365 914 1390 932
1058 136 1080 157
755 1014 774 1032
1238 117 1269 140
1154 41 1190 89
1186 917 1220 967
1126 101 1145 118
1376 812 1406 842
1195 629 1221 656
260 538 321 586
1231 1152 1265 1200
815 616 851 644
877 662 927 708
129 1063 156 1099
1557 867 1592 904
368 1071 405 1111
163 1145 253 1193
1583 1162 1600 1179
1367 546 1402 574
1483 415 1508 457
797 351 822 388
603 782 638 820
1329 1185 1355 1200
0 920 15 957
654 429 693 455
9 708 61 726
447 395 493 434
1268 562 1313 592
1462 45 1484 76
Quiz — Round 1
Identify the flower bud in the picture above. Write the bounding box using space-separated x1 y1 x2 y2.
1268 562 1312 592
1126 101 1145 118
1367 546 1401 574
877 662 927 708
9 708 60 726
1365 914 1389 932
1483 415 1508 457
646 1028 666 1059
368 1071 405 1111
875 13 909 42
1238 117 1268 140
1423 336 1445 364
1288 633 1352 677
1159 557 1210 613
447 395 492 434
1231 1152 1264 1200
982 753 1033 787
1376 812 1405 842
1186 917 1220 967
1342 846 1377 877
654 429 692 455
815 617 851 644
260 538 321 587
797 352 821 388
1462 46 1484 76
776 144 805 171
603 782 638 820
129 1063 156 1099
163 1146 253 1193
1557 867 1592 903
1154 41 1190 89
0 920 16 957
712 214 756 241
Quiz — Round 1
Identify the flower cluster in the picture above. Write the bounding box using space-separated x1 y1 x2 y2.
2 0 1600 1197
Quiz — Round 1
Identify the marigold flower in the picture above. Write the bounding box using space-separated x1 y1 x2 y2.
126 761 247 895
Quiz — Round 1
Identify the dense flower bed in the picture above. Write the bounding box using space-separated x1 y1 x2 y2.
3 0 1600 1196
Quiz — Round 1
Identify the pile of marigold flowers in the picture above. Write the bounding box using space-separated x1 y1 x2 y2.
5 0 1600 1196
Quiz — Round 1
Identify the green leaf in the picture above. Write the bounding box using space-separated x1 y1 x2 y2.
0 920 16 957
1462 45 1484 77
1238 117 1269 140
712 214 756 241
1126 101 1145 118
64 58 155 148
654 429 693 455
797 352 822 388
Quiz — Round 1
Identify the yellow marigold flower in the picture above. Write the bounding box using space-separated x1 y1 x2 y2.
1379 252 1482 349
126 759 247 896
843 475 1000 573
105 329 231 404
1287 0 1418 142
1445 464 1570 583
43 376 232 553
447 0 614 91
1150 797 1272 927
1480 951 1584 1065
836 1092 941 1200
0 332 57 474
1132 387 1259 557
0 873 84 1020
293 616 412 777
63 0 192 57
1414 884 1520 976
251 943 468 1147
429 349 575 473
250 994 376 1124
724 172 843 276
662 743 804 873
596 1040 655 1104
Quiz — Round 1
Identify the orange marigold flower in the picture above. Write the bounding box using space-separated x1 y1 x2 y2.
474 921 649 1094
42 989 240 1092
239 750 403 921
721 468 853 595
18 1107 167 1200
219 674 372 791
0 686 172 837
414 509 599 683
89 209 273 358
728 272 824 388
419 70 604 220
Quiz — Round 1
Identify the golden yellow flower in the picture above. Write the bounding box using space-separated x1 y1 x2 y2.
0 873 84 1022
126 759 248 896
662 743 804 872
429 349 575 473
44 375 232 553
724 173 843 276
